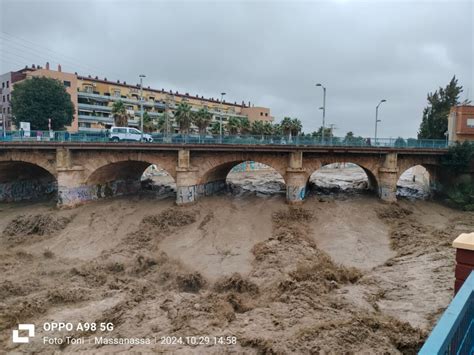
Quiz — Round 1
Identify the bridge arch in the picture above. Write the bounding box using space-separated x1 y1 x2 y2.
0 151 56 177
195 152 288 183
308 161 379 194
396 164 439 198
0 161 57 202
81 157 176 201
200 159 286 186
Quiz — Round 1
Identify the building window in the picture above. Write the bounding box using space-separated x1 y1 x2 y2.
84 85 93 93
265 113 268 117
113 90 121 97
260 112 263 116
467 118 474 128
6 81 9 88
2 96 4 102
1 82 4 89
64 80 71 87
7 107 10 113
7 94 9 102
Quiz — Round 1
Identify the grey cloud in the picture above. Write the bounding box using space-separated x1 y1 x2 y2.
1 0 472 137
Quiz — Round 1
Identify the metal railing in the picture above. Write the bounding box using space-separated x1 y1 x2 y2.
420 271 474 354
0 130 450 149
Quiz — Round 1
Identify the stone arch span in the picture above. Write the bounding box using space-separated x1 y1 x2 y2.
87 160 157 185
0 151 56 177
306 159 380 193
193 152 288 185
0 161 57 202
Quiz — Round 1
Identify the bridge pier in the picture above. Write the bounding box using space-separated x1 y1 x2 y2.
285 151 307 204
377 153 398 202
176 168 200 205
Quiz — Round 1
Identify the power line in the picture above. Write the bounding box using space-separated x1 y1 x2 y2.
0 31 122 79
0 33 109 77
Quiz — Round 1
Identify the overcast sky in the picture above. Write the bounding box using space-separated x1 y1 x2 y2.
1 0 473 137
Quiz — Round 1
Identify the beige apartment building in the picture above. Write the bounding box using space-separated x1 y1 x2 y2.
1 63 274 133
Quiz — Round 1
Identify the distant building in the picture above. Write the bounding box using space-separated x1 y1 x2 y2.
448 105 474 142
2 63 273 133
0 71 14 131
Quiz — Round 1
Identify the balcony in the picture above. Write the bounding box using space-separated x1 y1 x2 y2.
78 114 113 124
78 114 139 126
77 91 165 109
78 103 112 112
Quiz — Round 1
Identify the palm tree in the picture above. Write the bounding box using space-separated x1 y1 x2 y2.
142 111 155 133
262 122 274 136
227 117 241 135
193 108 213 135
290 118 302 137
210 121 220 135
240 117 251 135
174 102 193 134
280 117 293 139
111 100 129 127
251 120 266 139
273 123 282 136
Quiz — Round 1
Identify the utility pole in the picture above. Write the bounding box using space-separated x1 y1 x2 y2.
220 92 226 143
316 83 326 142
139 74 146 141
375 99 387 145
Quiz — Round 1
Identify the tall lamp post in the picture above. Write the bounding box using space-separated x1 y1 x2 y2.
220 92 226 142
375 99 386 145
139 74 146 142
316 83 326 142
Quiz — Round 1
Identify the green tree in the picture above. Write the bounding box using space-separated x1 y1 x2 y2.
174 102 193 134
239 117 251 135
343 131 365 146
251 120 265 137
311 126 333 139
193 108 212 135
441 141 474 173
227 117 241 135
210 121 220 135
142 111 156 133
11 76 74 130
111 100 129 127
272 123 282 136
290 118 302 136
418 76 467 139
280 117 293 138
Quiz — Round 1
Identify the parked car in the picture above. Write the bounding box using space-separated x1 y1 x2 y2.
109 127 153 142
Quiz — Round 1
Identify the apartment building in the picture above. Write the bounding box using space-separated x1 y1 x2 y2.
448 105 474 142
2 63 274 133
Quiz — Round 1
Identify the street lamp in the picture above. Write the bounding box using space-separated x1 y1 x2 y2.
139 74 146 142
220 92 226 142
375 99 386 145
316 83 326 142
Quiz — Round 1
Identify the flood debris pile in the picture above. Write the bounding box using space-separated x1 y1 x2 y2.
2 214 71 241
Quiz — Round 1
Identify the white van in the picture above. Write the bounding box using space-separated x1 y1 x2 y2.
109 127 153 142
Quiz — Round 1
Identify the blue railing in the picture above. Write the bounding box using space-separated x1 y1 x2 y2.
419 271 474 354
0 130 450 149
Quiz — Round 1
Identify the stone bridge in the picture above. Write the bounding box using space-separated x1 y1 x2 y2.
0 142 450 207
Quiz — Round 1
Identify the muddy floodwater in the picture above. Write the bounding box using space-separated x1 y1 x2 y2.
1 164 471 353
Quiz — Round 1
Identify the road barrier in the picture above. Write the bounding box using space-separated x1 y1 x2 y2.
419 271 473 354
0 130 450 149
